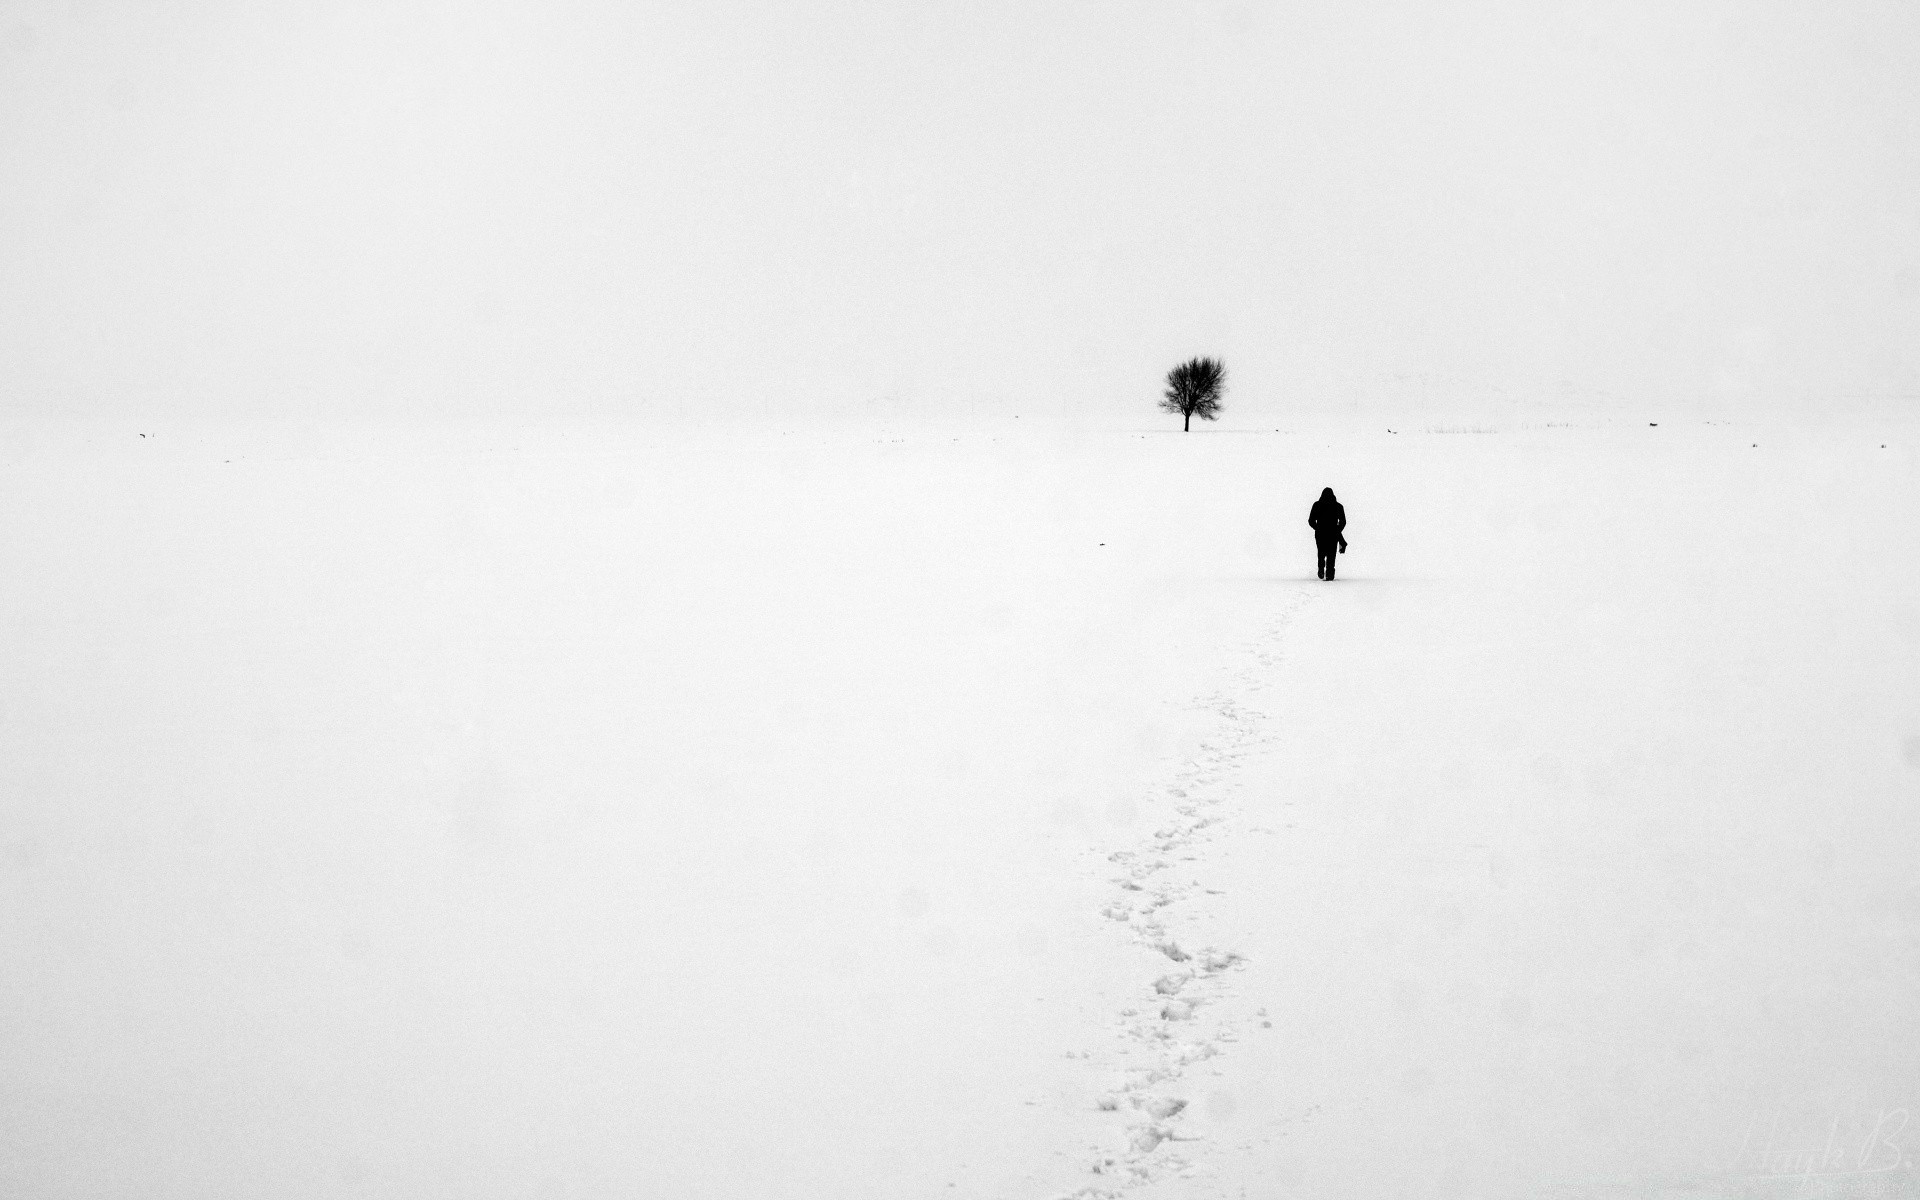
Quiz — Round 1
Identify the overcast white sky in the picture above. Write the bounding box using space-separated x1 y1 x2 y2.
2 0 1916 423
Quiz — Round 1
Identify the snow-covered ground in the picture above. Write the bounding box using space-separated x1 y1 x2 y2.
2 412 1915 1198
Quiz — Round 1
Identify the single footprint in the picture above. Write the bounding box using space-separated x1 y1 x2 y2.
1129 1125 1169 1153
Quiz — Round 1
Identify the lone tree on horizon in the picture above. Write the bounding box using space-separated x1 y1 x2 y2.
1160 357 1226 431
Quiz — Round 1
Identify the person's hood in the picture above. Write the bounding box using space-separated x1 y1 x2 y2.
1319 488 1337 502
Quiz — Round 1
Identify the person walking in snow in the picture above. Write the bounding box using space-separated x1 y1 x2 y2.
1309 487 1347 580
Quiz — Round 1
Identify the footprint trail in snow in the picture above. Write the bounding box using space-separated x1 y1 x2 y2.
1056 589 1316 1197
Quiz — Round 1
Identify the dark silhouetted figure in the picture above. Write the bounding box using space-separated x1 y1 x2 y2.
1308 487 1347 580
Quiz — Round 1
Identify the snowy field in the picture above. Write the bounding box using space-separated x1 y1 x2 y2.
2 411 1916 1199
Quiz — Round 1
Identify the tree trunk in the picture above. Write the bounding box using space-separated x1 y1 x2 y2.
1184 409 1191 432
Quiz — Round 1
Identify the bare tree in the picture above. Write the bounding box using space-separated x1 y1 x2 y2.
1160 357 1226 431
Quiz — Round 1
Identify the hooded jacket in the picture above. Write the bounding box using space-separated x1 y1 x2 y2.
1308 489 1346 542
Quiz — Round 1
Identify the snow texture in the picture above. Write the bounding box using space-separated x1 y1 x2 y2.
2 412 1917 1200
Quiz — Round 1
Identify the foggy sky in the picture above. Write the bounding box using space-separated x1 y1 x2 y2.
3 0 1916 424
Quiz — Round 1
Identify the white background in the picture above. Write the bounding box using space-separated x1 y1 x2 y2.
3 2 1918 1197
